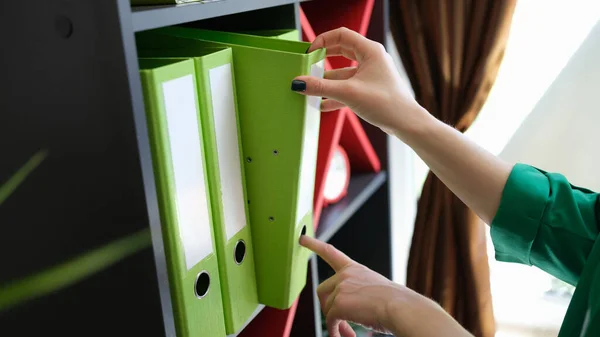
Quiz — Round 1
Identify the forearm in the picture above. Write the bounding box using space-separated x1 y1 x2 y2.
395 107 512 225
384 287 473 337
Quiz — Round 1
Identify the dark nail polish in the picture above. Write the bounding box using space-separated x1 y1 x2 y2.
291 80 306 92
305 46 311 53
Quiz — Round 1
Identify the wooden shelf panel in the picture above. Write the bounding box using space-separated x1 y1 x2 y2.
132 0 302 32
316 171 387 242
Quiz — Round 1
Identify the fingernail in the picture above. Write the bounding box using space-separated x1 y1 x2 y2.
291 80 306 92
305 46 311 53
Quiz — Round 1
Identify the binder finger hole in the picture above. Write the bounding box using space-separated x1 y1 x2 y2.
194 271 210 299
234 240 246 265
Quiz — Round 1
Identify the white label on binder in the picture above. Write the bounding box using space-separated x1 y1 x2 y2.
295 60 325 225
163 74 213 270
209 64 248 241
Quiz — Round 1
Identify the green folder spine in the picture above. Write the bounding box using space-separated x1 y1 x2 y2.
137 43 260 334
139 58 226 337
194 49 258 334
193 49 260 334
243 29 300 41
131 0 199 5
141 28 326 309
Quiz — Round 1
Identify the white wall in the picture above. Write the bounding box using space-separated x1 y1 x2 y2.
500 20 600 191
466 1 600 157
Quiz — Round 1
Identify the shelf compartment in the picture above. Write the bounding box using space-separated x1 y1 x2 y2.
132 0 302 32
317 171 387 242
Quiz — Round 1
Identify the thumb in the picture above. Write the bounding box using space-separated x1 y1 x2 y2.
291 76 348 101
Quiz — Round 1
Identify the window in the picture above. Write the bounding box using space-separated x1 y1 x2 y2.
402 1 600 335
469 2 599 335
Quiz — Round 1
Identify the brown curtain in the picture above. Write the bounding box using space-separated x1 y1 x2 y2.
389 1 517 336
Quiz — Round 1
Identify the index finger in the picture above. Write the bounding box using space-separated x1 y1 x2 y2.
300 235 353 272
308 28 376 62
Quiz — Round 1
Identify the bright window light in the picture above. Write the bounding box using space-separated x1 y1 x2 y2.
408 1 600 335
467 1 600 335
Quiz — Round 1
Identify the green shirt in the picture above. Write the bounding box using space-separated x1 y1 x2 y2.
491 164 600 337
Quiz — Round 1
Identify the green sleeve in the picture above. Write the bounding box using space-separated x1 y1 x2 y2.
491 163 600 286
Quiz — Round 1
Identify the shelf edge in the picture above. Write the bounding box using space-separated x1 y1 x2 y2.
132 0 302 32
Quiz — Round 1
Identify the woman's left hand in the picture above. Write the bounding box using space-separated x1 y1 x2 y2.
300 235 472 337
300 235 399 336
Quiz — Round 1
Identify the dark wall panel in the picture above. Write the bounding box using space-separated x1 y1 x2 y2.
0 1 164 336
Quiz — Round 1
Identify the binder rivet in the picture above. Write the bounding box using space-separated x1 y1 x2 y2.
246 157 252 163
194 271 210 299
234 240 246 265
55 15 73 39
273 150 279 156
269 216 275 222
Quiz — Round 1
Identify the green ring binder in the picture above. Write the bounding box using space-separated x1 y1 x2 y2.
139 57 228 337
139 28 326 310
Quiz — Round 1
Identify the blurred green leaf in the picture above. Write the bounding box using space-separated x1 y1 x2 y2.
0 149 152 311
0 228 151 311
0 150 48 206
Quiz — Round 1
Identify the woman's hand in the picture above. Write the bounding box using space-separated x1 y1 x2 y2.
292 27 432 140
294 27 512 225
300 235 399 336
300 235 472 337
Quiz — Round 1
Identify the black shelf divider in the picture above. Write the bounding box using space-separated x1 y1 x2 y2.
132 0 303 32
316 172 387 243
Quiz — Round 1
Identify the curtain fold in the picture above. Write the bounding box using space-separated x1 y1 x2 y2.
389 1 517 336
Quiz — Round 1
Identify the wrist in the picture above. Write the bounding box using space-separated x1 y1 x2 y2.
380 285 412 335
390 104 439 146
382 286 470 337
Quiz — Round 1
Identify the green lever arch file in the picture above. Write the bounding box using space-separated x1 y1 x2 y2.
141 28 326 309
138 58 226 337
137 44 260 334
192 48 260 335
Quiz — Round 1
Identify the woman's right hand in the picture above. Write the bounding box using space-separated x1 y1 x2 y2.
292 27 432 140
294 28 512 226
